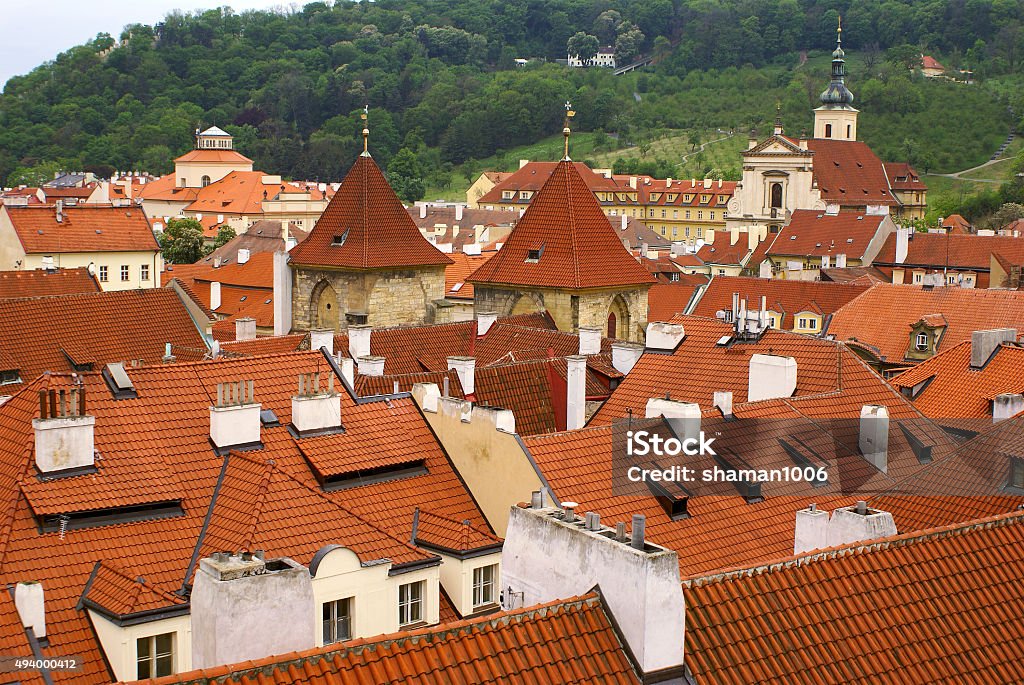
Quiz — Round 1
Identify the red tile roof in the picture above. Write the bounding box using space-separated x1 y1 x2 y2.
142 593 639 685
136 175 200 203
3 205 159 253
468 161 655 289
826 284 1024 364
444 251 493 299
289 155 451 269
883 161 928 191
873 231 1024 287
0 267 100 300
691 276 869 329
172 148 253 164
184 172 326 217
696 240 750 266
684 511 1024 684
476 161 619 205
766 210 888 259
806 139 899 206
647 279 708 321
941 213 972 233
920 54 945 71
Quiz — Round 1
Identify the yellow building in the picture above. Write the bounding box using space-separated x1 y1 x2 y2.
0 203 162 291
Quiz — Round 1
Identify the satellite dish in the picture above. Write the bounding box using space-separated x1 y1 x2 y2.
87 262 96 276
715 310 727 320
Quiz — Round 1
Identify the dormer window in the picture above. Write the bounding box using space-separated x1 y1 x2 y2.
0 369 20 385
915 333 928 351
525 244 545 263
332 229 350 246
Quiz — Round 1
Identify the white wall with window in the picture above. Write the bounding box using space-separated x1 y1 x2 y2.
87 610 191 682
436 551 502 617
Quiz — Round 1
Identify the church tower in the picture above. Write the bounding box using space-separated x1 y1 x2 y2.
813 20 858 141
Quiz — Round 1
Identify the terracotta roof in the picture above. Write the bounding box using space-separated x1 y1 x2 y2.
289 155 451 269
941 214 972 233
819 265 890 284
692 276 870 329
638 178 736 207
201 220 307 265
647 279 708 321
173 148 253 164
136 175 200 203
826 284 1024 363
220 333 306 356
356 369 464 398
684 511 1024 684
0 288 207 388
468 161 655 289
766 210 888 259
445 251 493 299
476 161 619 205
696 240 750 266
921 54 945 70
413 509 502 553
141 593 639 685
185 173 325 219
874 231 1024 286
806 139 899 206
0 267 100 300
3 204 159 254
883 162 928 191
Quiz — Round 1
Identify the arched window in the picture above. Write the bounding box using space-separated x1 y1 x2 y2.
846 124 852 139
825 123 833 138
770 183 783 209
607 312 617 339
201 175 211 187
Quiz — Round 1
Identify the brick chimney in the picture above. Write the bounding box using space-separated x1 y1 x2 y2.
14 582 45 639
747 354 797 402
291 372 340 435
33 387 94 473
209 380 260 448
644 322 685 352
447 356 476 395
191 552 315 670
566 355 586 430
859 405 889 473
348 324 371 360
611 342 643 375
578 327 602 355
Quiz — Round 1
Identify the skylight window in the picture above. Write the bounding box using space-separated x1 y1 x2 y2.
332 229 350 246
525 243 545 263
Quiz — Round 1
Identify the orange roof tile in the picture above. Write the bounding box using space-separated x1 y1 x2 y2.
289 155 451 269
826 284 1024 364
141 594 639 685
692 276 869 329
766 210 888 259
136 175 200 203
806 139 899 206
413 509 502 554
920 54 945 70
476 161 620 205
444 251 493 299
0 267 100 300
883 161 928 191
185 171 325 218
468 161 655 289
647 279 708 321
173 148 253 164
696 240 750 266
874 231 1024 287
3 205 159 254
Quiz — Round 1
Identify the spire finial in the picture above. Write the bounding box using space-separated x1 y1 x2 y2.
562 100 575 161
774 102 783 135
361 105 370 157
837 15 842 44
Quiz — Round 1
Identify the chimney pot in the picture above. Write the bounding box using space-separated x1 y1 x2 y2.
615 521 626 542
562 501 578 522
630 514 646 549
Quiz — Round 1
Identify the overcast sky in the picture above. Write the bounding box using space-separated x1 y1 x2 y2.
0 0 284 88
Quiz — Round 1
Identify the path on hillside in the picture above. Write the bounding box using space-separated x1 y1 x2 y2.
936 133 1016 182
679 132 736 164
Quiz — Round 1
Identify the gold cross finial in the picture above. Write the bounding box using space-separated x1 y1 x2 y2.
562 101 576 161
361 105 370 156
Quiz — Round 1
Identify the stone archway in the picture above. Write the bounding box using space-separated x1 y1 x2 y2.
311 280 340 331
607 295 630 340
509 291 544 316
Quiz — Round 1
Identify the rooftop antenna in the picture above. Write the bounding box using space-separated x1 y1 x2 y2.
361 105 370 157
562 100 575 161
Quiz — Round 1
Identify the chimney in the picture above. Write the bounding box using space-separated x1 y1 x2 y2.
33 388 94 473
895 227 910 264
191 553 315 670
578 326 602 355
291 372 341 435
476 311 498 336
859 405 889 473
611 342 643 375
794 503 829 554
620 214 628 231
670 242 684 257
412 382 442 413
464 243 482 256
419 204 428 219
714 390 733 418
235 317 257 342
835 253 847 268
209 380 260 448
970 328 1016 368
993 393 1024 423
340 357 355 387
309 329 334 354
348 324 372 360
210 281 222 311
447 356 476 395
55 200 63 223
566 355 587 430
794 502 898 554
645 397 701 443
357 356 385 377
14 582 45 639
644 322 685 351
455 204 463 221
501 505 685 677
237 248 250 265
747 354 797 402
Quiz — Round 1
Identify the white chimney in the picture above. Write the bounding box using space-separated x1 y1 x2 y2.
191 553 315 670
447 356 476 395
237 248 250 265
348 324 372 360
645 397 700 443
340 357 355 387
419 204 427 219
611 342 643 375
714 390 733 418
747 354 797 402
33 388 94 473
476 311 498 336
670 242 684 257
620 214 628 231
357 356 385 377
455 204 464 221
794 502 898 554
291 372 341 434
235 317 257 342
645 322 685 351
210 281 222 311
412 382 441 413
464 243 482 256
794 504 830 554
209 380 260 448
578 326 602 355
501 505 685 677
835 253 847 268
859 405 889 473
309 329 334 354
971 328 1016 368
993 393 1024 423
14 582 45 639
895 227 910 264
566 355 587 430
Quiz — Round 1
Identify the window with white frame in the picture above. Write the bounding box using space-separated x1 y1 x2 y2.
916 332 929 350
98 265 108 282
473 565 497 608
323 597 353 644
136 633 174 679
141 264 150 281
120 265 129 281
398 581 424 626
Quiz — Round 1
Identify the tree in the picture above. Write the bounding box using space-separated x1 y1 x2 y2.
688 130 701 151
593 10 622 45
886 44 921 71
992 202 1024 228
204 225 236 255
387 147 426 203
159 217 205 264
7 161 64 187
615 23 646 63
567 32 599 64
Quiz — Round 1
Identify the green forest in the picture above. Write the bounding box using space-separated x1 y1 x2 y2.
2 0 1024 203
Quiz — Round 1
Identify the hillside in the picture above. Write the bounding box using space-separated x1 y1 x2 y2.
1 0 1022 194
